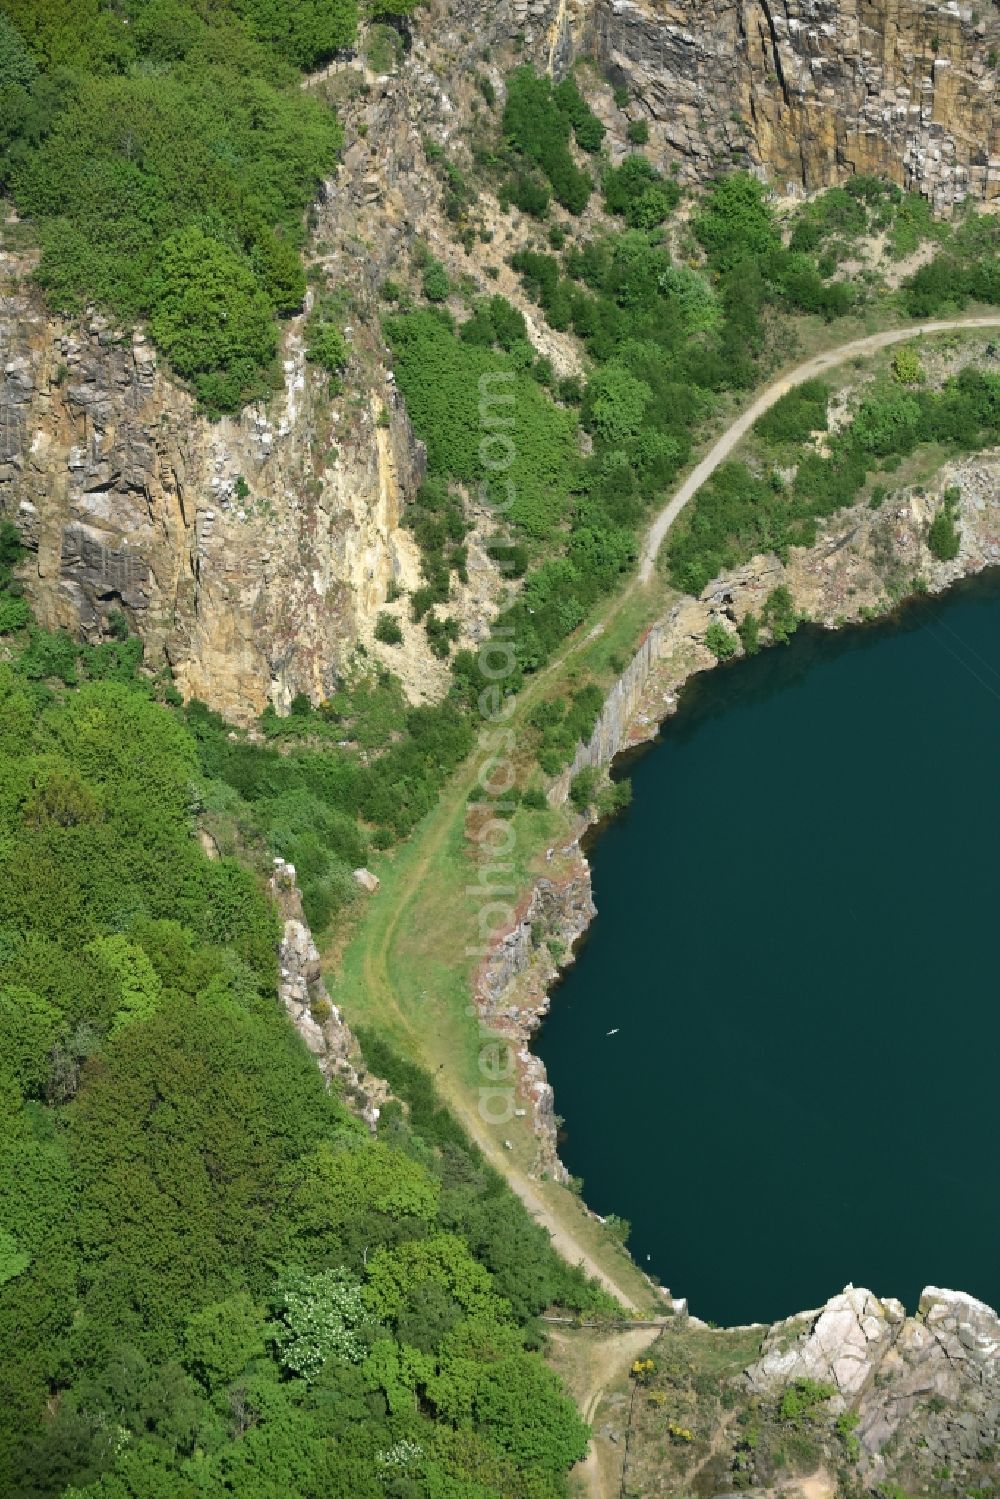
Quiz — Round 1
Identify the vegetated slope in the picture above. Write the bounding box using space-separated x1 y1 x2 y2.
0 527 613 1499
662 329 1000 591
387 68 1000 784
0 1 354 411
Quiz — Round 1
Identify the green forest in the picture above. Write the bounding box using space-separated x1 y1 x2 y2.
0 0 356 410
0 526 610 1498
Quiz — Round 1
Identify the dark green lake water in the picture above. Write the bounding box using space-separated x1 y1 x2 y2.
536 574 1000 1327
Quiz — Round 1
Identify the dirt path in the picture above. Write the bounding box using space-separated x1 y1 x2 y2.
349 313 1000 1313
357 667 648 1306
639 315 1000 581
548 1326 662 1499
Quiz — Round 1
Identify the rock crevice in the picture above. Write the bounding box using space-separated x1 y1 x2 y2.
543 0 1000 210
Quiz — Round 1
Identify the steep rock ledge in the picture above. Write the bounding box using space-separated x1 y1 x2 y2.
269 857 389 1127
540 0 1000 210
747 1283 1000 1488
474 850 596 1182
0 250 427 721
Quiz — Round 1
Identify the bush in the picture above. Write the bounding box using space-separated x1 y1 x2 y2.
692 172 780 273
762 585 799 644
927 492 961 562
626 118 649 145
779 1378 835 1424
0 595 30 634
569 767 598 811
738 613 760 655
375 612 404 646
583 363 653 446
305 300 349 373
891 344 924 385
425 612 459 658
704 619 737 659
596 777 632 817
852 389 921 457
506 171 550 217
502 66 592 214
755 380 829 445
552 75 605 153
148 228 277 412
422 259 450 302
603 155 679 229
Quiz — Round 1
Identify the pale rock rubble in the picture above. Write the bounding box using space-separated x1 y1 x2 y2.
270 858 388 1127
748 1283 1000 1483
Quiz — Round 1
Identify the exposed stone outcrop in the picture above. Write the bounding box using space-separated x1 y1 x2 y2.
270 857 388 1127
541 0 1000 211
473 845 597 1180
747 1283 1000 1488
0 248 429 722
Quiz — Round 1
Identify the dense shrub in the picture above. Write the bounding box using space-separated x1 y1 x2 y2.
552 74 605 153
705 620 737 659
502 65 592 214
602 154 679 229
762 584 799 643
422 258 450 302
693 172 781 273
148 228 278 412
754 380 829 445
2 5 344 411
927 489 961 561
383 308 577 537
305 298 350 374
374 611 404 645
504 170 550 217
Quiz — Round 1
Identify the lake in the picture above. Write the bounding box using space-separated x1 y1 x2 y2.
536 574 1000 1326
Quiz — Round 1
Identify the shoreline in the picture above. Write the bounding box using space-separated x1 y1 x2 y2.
474 446 1000 1309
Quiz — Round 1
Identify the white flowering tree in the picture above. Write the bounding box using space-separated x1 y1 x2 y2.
270 1269 373 1380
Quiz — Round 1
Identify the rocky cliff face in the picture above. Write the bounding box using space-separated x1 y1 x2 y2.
602 1282 1000 1493
0 234 431 722
540 0 1000 211
473 846 597 1181
269 857 389 1125
748 1283 1000 1491
3 0 997 724
0 18 523 721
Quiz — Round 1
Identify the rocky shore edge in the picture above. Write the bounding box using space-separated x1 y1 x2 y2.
474 449 1000 1201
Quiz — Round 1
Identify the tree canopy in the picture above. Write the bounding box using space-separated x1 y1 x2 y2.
0 1 345 411
0 554 610 1496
